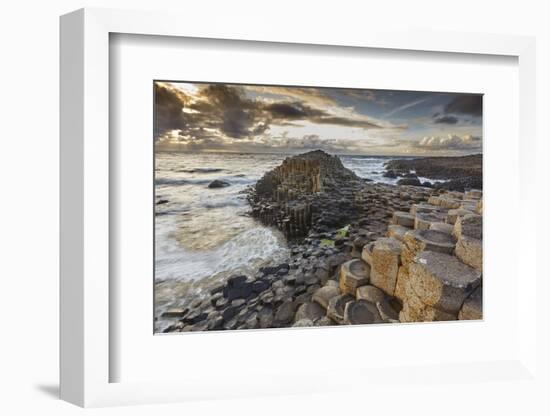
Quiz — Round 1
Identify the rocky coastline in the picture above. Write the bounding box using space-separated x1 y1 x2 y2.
383 154 482 191
162 150 483 332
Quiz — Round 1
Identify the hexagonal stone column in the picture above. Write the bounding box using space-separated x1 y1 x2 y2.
294 301 326 323
415 212 446 230
439 197 462 209
356 285 385 304
427 196 442 206
475 199 483 215
339 259 370 295
446 208 474 225
327 293 355 324
410 203 440 215
409 251 481 314
387 224 408 242
455 234 482 272
465 189 482 200
312 285 340 309
458 286 482 320
453 214 482 240
401 229 456 266
343 300 383 325
391 211 415 228
429 222 453 235
370 237 403 296
394 266 455 322
361 241 375 267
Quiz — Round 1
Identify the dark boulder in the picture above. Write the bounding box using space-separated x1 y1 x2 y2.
397 177 422 186
208 179 230 188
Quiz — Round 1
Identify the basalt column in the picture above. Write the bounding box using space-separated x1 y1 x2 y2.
248 150 364 239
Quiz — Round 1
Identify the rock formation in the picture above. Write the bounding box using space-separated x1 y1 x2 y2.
161 151 483 332
248 150 364 239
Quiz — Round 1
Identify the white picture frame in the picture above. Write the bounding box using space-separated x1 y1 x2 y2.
60 7 539 408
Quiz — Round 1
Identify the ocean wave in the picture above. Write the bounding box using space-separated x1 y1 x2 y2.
202 200 243 209
155 178 192 186
176 167 224 173
155 227 289 282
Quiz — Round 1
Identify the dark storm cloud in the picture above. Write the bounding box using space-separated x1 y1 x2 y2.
263 102 325 120
154 83 188 136
433 115 459 125
443 95 482 117
154 82 383 141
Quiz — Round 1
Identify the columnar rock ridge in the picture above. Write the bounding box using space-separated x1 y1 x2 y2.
162 152 483 332
248 150 364 239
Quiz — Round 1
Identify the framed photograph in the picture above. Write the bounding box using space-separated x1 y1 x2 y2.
60 8 539 408
152 80 484 334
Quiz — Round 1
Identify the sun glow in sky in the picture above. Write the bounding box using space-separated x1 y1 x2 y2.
154 81 482 156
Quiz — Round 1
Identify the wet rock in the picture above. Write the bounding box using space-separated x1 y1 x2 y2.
223 317 239 330
161 308 188 318
224 276 254 301
260 263 290 276
258 307 274 328
397 177 422 186
274 301 296 326
243 313 259 329
183 311 208 325
207 316 224 330
214 296 228 309
222 306 237 322
252 279 270 293
208 179 230 188
231 299 246 308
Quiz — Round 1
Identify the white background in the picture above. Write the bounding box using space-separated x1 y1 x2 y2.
1 0 548 415
112 34 519 383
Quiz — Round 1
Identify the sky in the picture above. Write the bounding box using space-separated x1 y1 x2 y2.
154 81 482 156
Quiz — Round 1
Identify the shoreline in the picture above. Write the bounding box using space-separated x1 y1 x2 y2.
159 150 483 332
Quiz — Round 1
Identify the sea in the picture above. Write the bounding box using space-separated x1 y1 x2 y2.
154 152 433 331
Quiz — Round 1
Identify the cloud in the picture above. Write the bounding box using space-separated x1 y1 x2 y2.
155 82 386 142
433 115 458 125
415 134 481 150
443 95 482 117
154 82 189 137
384 97 431 117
